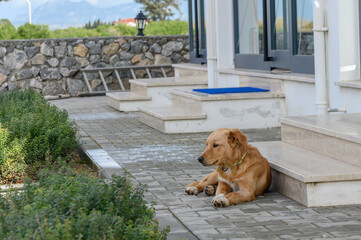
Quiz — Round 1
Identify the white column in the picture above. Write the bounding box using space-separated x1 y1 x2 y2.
215 0 235 70
206 0 218 88
313 0 328 114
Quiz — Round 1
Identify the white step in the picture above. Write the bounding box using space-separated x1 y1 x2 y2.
173 63 208 79
253 141 361 207
138 106 207 133
139 89 286 133
280 113 361 167
106 92 151 112
107 77 207 112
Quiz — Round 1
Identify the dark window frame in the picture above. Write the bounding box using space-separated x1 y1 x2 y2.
188 0 207 64
233 0 314 74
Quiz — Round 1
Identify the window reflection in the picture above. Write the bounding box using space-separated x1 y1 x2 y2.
296 0 314 55
236 0 263 54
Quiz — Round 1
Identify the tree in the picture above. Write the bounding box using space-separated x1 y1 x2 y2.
17 23 50 39
134 0 182 21
0 19 17 40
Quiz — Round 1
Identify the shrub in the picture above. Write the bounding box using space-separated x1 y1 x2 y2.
144 20 188 36
0 19 17 40
0 89 78 166
17 23 51 39
0 125 27 184
0 170 168 239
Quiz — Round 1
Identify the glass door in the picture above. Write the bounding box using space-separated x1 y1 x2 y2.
269 0 291 69
188 0 207 64
234 0 314 74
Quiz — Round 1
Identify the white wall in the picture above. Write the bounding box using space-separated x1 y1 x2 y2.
327 0 361 112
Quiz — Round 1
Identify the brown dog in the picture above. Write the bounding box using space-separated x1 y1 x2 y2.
185 128 271 207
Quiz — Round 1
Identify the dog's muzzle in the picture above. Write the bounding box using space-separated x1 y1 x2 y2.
197 156 204 164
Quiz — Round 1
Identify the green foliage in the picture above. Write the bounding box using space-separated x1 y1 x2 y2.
0 19 17 40
0 125 27 184
144 20 188 35
0 89 78 166
134 0 182 21
17 23 50 39
0 170 168 239
85 19 111 29
0 19 187 40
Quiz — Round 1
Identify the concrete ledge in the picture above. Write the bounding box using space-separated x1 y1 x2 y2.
130 77 207 87
335 80 361 89
255 141 361 207
218 68 315 84
279 114 361 145
170 89 285 102
172 63 208 72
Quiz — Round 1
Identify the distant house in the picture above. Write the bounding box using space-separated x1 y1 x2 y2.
113 18 136 27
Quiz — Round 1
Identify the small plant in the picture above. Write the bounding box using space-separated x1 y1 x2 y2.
0 125 27 184
0 169 168 239
0 89 78 181
0 89 78 165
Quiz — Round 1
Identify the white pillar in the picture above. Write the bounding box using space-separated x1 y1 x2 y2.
313 0 328 114
206 0 218 88
215 0 235 70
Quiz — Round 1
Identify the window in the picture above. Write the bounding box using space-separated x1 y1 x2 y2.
234 0 314 74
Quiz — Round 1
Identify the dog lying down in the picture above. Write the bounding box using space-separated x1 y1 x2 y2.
185 128 271 208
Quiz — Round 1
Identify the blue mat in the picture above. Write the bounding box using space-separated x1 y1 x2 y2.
193 87 269 94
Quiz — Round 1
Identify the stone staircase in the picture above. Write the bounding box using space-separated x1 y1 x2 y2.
106 64 208 112
136 64 286 133
139 89 285 133
253 113 361 207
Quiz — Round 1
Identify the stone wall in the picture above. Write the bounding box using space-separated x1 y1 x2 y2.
0 35 189 96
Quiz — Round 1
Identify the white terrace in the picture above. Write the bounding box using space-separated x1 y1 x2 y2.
105 0 361 207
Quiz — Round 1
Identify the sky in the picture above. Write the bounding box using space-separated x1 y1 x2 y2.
0 0 142 22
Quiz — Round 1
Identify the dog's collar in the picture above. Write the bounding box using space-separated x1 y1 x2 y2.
221 152 247 172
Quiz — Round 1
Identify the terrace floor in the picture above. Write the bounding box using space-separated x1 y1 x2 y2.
51 96 361 240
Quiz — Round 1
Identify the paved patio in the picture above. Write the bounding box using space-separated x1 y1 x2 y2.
51 96 361 240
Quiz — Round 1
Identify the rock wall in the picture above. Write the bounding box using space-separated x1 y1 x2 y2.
0 35 189 96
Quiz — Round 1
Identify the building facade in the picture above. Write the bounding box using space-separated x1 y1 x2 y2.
188 0 361 116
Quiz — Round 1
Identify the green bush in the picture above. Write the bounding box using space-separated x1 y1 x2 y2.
0 125 27 184
0 19 187 40
17 23 50 39
144 20 188 36
0 89 78 166
0 170 168 239
0 19 17 40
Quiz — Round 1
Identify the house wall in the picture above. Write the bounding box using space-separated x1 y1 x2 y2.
209 0 361 116
327 0 361 113
0 35 189 96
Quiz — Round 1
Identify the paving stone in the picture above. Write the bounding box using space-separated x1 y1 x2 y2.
50 96 361 240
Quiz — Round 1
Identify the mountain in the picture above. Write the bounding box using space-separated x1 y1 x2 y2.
12 1 142 29
11 0 188 30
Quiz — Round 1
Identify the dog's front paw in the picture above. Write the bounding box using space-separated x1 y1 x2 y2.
205 185 215 196
212 194 229 208
185 186 199 195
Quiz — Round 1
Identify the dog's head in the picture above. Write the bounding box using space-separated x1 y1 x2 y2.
197 128 247 167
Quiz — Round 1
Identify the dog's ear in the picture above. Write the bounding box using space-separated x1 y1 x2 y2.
227 128 247 147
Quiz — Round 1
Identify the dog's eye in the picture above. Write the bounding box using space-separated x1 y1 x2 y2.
213 144 219 148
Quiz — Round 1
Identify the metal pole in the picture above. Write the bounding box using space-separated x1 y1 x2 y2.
313 0 328 114
25 0 32 24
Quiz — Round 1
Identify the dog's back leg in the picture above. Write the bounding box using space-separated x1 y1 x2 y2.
185 171 218 195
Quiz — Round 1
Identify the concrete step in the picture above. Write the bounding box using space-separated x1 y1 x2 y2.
106 91 151 112
107 77 207 112
173 63 208 79
253 141 361 207
280 113 361 168
138 106 207 133
139 89 286 133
